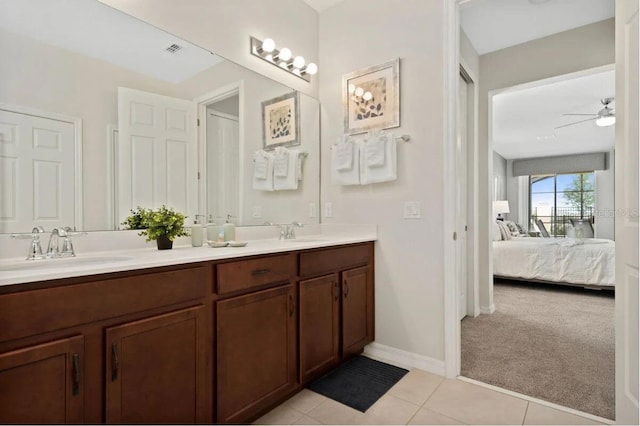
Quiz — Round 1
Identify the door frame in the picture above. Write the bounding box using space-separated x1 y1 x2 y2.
194 81 245 224
0 102 83 231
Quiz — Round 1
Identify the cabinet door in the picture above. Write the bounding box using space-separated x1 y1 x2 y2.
342 266 374 357
217 284 297 423
299 274 340 384
0 336 84 424
105 306 208 424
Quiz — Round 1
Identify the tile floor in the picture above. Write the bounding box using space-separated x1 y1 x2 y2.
254 369 604 425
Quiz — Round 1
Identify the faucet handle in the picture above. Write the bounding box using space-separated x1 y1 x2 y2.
59 227 87 257
11 227 46 260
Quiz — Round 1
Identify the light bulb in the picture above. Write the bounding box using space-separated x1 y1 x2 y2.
354 87 364 97
595 116 616 127
262 38 276 53
306 63 318 75
279 62 288 69
293 56 305 69
348 84 356 94
265 54 273 62
292 68 301 76
363 91 373 101
279 48 292 61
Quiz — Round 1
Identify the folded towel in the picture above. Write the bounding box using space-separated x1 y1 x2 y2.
274 148 300 190
273 147 289 177
332 140 361 186
296 153 304 181
252 151 274 191
360 136 396 184
335 136 355 171
364 130 386 168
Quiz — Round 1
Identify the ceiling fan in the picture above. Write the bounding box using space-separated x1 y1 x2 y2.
555 97 616 129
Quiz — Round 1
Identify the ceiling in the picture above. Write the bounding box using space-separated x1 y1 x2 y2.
303 0 345 12
0 0 223 84
492 69 615 160
461 0 615 55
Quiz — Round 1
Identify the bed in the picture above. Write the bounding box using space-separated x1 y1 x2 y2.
492 222 615 289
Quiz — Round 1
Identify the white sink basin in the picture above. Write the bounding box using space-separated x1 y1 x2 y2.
0 256 134 271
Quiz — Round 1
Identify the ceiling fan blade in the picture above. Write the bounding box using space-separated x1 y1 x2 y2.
554 117 597 129
562 113 599 116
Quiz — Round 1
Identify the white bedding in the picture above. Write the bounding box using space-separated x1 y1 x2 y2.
493 237 615 287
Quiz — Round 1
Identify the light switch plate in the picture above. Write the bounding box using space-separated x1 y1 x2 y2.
309 202 317 218
252 206 263 218
324 202 333 218
403 201 421 219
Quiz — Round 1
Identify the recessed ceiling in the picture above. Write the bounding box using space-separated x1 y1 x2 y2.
0 0 224 84
492 69 615 160
303 0 345 12
461 0 615 55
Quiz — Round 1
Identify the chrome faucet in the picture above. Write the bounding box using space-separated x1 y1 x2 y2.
279 221 304 240
46 227 68 258
11 226 47 260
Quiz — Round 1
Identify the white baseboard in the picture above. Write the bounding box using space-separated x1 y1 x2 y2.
363 342 445 376
480 304 495 314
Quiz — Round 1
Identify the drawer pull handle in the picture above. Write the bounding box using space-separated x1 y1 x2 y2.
111 343 119 381
344 280 349 298
72 353 80 396
251 268 271 276
288 294 294 317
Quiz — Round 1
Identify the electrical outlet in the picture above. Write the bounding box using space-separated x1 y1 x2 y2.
324 202 333 218
309 202 317 218
403 201 421 219
252 206 263 218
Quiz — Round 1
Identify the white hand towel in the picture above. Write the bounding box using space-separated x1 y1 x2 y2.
360 137 396 184
296 153 304 181
252 151 274 191
273 147 289 177
332 140 361 186
274 148 299 190
335 136 355 171
363 131 387 168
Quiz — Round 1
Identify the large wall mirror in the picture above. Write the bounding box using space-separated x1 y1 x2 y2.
0 0 320 233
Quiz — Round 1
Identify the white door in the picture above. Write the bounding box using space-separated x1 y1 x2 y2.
614 1 639 423
117 88 197 224
456 74 469 320
206 110 239 222
0 109 76 233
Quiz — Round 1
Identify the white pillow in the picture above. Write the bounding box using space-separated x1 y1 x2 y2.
492 221 502 241
497 221 512 240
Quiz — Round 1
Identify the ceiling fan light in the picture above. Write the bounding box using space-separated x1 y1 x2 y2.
596 116 616 127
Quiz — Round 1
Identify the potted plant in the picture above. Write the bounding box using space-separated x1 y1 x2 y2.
122 205 189 250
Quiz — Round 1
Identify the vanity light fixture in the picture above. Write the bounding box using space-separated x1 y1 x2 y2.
250 36 318 82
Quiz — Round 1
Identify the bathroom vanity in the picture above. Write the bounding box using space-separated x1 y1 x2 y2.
0 238 375 424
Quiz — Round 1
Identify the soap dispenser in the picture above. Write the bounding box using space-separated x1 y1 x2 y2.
223 215 236 241
191 215 204 247
206 215 217 242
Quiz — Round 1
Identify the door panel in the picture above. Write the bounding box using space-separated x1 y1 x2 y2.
300 274 340 383
0 336 84 424
105 306 208 424
457 73 469 320
342 266 373 356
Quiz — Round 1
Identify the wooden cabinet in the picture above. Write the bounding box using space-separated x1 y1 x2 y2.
105 306 208 424
342 266 374 357
0 336 84 424
216 284 297 423
299 274 340 383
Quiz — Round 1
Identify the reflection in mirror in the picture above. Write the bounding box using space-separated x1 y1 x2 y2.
0 0 320 233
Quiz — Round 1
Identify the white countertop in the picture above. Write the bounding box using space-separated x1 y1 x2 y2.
0 225 376 287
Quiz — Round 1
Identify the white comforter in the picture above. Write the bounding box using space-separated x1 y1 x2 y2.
493 237 615 287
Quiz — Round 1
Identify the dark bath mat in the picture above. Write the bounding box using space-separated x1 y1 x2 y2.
307 356 408 412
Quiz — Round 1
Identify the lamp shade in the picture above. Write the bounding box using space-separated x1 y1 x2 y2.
493 200 510 215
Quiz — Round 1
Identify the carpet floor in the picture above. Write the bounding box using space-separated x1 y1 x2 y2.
461 280 615 420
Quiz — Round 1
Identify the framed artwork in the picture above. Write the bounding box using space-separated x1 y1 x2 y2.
342 58 400 135
262 91 300 148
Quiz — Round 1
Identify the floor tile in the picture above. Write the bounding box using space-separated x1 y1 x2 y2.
388 368 445 406
408 407 465 425
253 403 304 425
306 397 365 425
424 379 528 425
292 414 322 425
360 394 421 424
524 402 603 425
284 389 328 414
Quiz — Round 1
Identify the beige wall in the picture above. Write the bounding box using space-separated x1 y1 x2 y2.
478 18 615 309
320 0 447 363
99 0 320 98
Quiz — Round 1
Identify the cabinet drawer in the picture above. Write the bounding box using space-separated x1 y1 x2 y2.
217 254 296 296
299 243 371 278
0 266 208 343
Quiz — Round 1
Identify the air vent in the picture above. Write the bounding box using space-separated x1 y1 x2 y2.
165 43 183 54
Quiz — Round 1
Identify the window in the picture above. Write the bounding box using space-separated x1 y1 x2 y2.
530 172 595 237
